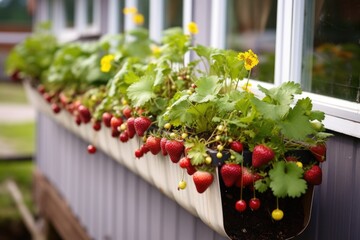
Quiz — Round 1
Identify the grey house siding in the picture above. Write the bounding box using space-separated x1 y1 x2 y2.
297 132 360 240
36 112 360 240
37 113 227 240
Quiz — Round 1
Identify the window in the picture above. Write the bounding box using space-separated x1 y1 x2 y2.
164 0 183 28
64 0 75 28
0 0 32 29
86 0 94 25
137 1 150 29
210 0 359 137
302 0 360 102
225 0 277 83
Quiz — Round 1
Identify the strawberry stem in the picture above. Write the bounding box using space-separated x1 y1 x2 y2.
240 151 244 200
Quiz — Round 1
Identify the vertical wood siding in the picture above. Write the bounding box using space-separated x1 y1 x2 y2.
37 113 228 240
37 113 360 240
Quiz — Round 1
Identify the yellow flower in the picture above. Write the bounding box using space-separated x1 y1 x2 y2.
237 49 259 71
241 82 252 92
123 7 137 15
151 45 161 57
187 22 199 35
100 54 115 73
133 13 144 26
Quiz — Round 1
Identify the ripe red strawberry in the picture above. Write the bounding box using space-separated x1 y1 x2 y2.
110 116 123 130
220 163 242 187
252 145 275 168
134 116 152 137
75 115 81 125
122 106 132 118
230 141 243 153
59 93 69 107
249 198 261 210
87 144 96 154
146 136 161 155
310 144 326 162
179 157 191 168
160 138 168 156
78 105 91 123
134 148 144 158
236 167 262 187
140 144 150 154
111 128 120 137
119 131 129 142
126 117 136 138
43 93 52 103
165 140 184 163
102 112 113 128
37 85 46 94
92 121 101 131
186 164 197 175
304 165 322 185
235 199 247 212
285 156 298 162
192 171 214 193
51 103 61 114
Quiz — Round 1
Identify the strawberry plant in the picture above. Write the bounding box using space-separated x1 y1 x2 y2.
5 22 58 85
7 11 333 238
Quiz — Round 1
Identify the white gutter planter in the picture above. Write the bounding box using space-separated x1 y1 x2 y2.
25 81 316 240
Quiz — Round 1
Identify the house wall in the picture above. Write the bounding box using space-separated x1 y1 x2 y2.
36 113 227 240
36 111 360 240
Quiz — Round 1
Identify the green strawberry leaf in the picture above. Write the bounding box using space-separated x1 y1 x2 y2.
279 103 315 140
251 97 290 121
185 141 207 166
127 74 155 107
189 76 221 103
269 161 307 198
254 177 270 193
228 150 243 164
258 81 302 106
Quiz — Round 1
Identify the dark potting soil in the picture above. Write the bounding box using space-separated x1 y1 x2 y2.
220 180 306 240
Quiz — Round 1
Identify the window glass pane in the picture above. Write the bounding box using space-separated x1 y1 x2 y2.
119 0 125 32
48 0 53 22
225 0 277 83
137 1 149 29
87 0 94 25
64 0 74 28
0 0 32 29
302 0 360 102
164 0 183 28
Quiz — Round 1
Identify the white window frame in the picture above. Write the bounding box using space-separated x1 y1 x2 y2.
210 0 360 138
38 0 100 42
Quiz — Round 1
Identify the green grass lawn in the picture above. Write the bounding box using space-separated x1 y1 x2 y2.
0 82 28 104
0 122 35 155
0 161 34 220
0 82 35 237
